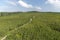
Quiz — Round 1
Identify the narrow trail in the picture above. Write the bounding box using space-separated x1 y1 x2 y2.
1 16 35 40
1 35 7 40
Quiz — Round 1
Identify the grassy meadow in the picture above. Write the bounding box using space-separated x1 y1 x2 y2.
0 12 60 40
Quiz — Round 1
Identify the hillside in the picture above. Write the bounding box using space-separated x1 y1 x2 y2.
0 12 60 40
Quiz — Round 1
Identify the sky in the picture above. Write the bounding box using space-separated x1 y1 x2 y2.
0 0 60 12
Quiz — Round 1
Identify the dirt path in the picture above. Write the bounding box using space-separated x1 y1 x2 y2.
1 35 7 40
1 17 34 40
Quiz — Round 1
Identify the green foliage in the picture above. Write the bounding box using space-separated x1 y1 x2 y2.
0 12 60 40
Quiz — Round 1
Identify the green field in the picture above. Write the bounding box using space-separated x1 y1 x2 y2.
0 12 60 40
